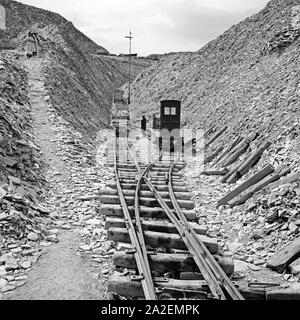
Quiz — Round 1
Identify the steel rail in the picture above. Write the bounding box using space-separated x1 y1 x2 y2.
126 146 225 300
168 159 245 300
114 136 157 300
134 163 157 299
125 140 243 300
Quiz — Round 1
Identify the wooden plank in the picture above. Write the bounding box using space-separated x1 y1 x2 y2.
267 237 300 273
213 136 243 166
204 146 224 165
201 168 228 176
108 275 209 299
228 166 291 207
118 167 179 173
217 164 274 206
219 138 246 166
204 126 215 139
266 172 300 191
113 252 233 276
205 126 227 148
180 272 203 280
100 204 197 221
220 132 257 167
222 142 249 168
118 172 182 179
120 178 186 187
105 217 207 235
221 161 243 183
108 275 261 300
226 141 271 184
119 173 182 180
108 227 219 254
113 163 184 170
107 183 188 193
100 195 195 210
101 189 191 201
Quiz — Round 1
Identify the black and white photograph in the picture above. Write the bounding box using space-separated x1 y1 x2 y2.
0 0 300 313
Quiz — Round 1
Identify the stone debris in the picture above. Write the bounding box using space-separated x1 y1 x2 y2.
267 26 300 53
27 232 39 242
0 53 115 297
185 156 300 289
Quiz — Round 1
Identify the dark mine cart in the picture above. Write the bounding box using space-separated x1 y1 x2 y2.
159 100 182 154
160 100 181 131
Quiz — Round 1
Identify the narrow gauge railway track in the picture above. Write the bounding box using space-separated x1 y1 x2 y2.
101 117 244 300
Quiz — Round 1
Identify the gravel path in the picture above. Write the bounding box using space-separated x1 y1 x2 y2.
6 231 103 300
4 57 109 300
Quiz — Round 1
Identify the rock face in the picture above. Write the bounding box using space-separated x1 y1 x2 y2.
130 0 300 169
0 0 151 136
0 0 107 54
0 58 43 188
0 57 48 248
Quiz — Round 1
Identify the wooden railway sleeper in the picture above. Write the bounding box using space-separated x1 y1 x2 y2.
168 159 244 300
114 137 157 300
126 145 226 300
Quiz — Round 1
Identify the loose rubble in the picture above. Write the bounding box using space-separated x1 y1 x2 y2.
0 53 117 298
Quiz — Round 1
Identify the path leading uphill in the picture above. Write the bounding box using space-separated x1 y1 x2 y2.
4 57 112 300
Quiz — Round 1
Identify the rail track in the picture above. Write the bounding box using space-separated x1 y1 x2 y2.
100 98 245 300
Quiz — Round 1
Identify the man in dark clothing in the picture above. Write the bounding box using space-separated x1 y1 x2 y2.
26 32 34 58
32 32 39 57
141 115 147 132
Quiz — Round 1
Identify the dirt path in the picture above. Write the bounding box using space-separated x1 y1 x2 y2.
8 232 102 300
4 57 110 300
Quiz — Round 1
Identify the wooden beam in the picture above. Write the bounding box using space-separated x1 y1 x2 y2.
205 126 227 148
265 172 300 192
100 195 195 210
101 189 191 201
228 166 291 207
220 132 257 167
113 252 233 276
219 138 246 166
100 204 197 221
108 227 219 254
201 168 228 176
267 237 300 273
180 272 203 280
226 141 271 184
222 142 249 168
204 146 224 165
119 178 186 187
105 217 207 235
108 275 263 300
213 136 243 166
107 183 188 193
221 161 243 183
108 275 209 299
217 164 274 206
204 125 215 139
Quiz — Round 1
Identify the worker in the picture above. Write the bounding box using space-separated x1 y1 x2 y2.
32 32 40 57
26 32 35 58
141 115 147 132
153 114 157 130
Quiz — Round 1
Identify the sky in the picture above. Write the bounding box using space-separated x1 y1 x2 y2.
17 0 270 56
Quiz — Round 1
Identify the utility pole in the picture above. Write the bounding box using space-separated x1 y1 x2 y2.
125 31 133 104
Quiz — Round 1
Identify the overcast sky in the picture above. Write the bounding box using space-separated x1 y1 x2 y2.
18 0 269 55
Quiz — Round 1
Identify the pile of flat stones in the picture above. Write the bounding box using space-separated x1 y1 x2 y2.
267 26 300 52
